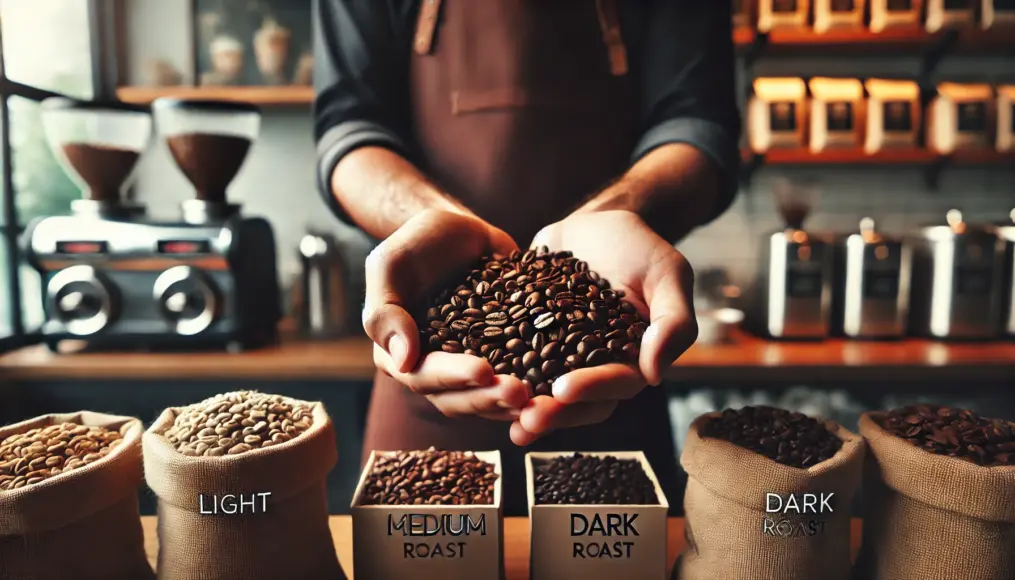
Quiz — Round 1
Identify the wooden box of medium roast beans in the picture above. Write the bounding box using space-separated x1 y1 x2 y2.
351 448 504 580
526 451 669 580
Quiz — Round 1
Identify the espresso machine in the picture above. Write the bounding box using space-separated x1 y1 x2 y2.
22 98 280 352
757 178 833 339
907 210 1003 339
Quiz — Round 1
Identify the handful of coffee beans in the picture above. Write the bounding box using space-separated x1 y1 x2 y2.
533 453 658 505
0 423 123 491
701 406 843 469
360 447 498 506
162 391 313 457
879 405 1015 467
419 247 648 397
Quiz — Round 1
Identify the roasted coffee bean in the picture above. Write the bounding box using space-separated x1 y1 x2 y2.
161 391 313 458
0 422 123 490
533 453 658 505
415 250 648 398
359 447 497 506
878 405 1015 467
700 406 844 469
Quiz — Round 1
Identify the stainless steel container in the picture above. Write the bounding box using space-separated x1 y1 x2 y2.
834 218 911 338
293 232 352 338
761 228 833 338
995 209 1015 338
908 210 1004 339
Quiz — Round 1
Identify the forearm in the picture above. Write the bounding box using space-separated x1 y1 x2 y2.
331 147 472 240
573 143 722 242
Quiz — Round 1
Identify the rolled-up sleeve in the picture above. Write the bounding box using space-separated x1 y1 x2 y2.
313 0 416 224
631 0 742 223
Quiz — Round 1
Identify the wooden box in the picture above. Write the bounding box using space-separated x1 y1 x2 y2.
350 450 504 580
526 451 669 580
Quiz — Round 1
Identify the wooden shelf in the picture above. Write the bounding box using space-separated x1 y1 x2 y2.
116 85 313 106
2 329 1013 384
743 148 1015 166
140 516 864 578
735 25 1015 52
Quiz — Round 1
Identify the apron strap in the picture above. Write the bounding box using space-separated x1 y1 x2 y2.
414 0 627 75
595 0 628 76
414 0 443 55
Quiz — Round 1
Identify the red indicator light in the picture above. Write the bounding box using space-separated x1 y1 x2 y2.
56 241 108 254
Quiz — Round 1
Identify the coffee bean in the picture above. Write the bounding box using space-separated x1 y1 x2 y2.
533 453 658 505
701 406 844 469
0 422 124 490
360 447 497 506
161 391 313 458
415 249 648 399
534 312 556 329
879 405 1015 467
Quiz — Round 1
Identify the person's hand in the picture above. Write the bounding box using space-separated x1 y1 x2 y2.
363 209 531 420
510 210 697 445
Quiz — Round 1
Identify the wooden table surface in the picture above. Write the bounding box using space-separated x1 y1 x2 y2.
140 516 864 579
3 330 1014 383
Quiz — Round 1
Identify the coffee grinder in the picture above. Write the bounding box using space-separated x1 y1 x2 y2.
23 98 281 351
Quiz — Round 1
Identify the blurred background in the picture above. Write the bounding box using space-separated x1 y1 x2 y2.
0 0 1012 515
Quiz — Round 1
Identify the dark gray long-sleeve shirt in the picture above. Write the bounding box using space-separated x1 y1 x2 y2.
313 0 742 227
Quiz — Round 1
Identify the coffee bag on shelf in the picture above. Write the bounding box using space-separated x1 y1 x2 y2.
143 391 345 580
981 0 1015 28
676 409 865 580
864 79 922 152
997 85 1015 152
809 77 865 151
928 82 994 153
814 0 867 32
870 0 924 32
758 0 811 31
854 410 1015 580
926 0 976 31
0 412 153 580
749 78 808 152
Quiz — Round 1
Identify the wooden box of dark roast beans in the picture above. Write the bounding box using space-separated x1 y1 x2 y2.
526 451 669 580
350 449 504 580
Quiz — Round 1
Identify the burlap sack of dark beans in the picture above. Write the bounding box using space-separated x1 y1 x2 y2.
0 411 153 580
853 412 1015 580
676 412 865 580
143 400 345 580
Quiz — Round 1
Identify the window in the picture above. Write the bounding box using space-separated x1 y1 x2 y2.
0 0 98 350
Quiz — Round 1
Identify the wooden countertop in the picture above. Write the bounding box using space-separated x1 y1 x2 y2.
140 515 864 579
2 331 1014 383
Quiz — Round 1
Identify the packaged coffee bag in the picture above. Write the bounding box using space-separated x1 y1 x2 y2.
143 391 345 580
0 412 153 580
676 409 865 580
854 411 1015 580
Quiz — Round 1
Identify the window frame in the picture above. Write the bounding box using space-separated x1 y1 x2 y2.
0 0 110 353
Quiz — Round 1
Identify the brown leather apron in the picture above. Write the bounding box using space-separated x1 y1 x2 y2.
362 0 680 515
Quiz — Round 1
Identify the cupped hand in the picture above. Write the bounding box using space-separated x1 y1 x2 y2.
510 210 697 445
363 209 530 420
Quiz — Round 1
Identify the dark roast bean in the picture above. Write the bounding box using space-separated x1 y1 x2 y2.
442 342 464 354
533 453 658 505
701 406 844 469
534 312 556 329
878 405 1015 467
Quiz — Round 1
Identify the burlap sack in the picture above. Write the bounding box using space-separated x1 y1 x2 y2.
143 400 345 580
0 411 153 580
676 412 865 580
853 412 1015 580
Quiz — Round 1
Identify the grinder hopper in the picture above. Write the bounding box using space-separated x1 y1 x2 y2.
40 98 152 216
151 99 261 224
